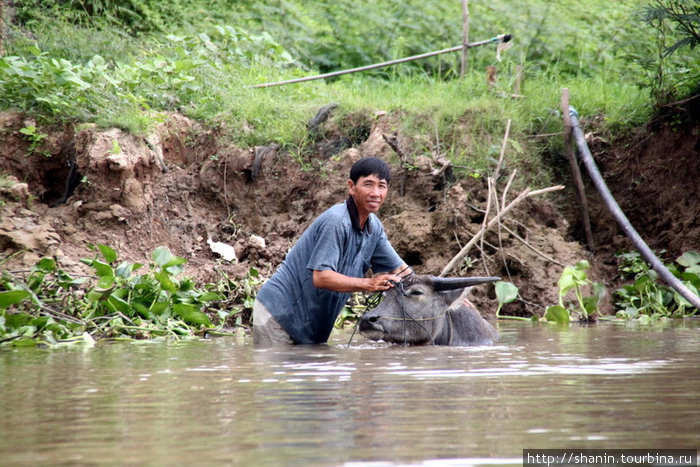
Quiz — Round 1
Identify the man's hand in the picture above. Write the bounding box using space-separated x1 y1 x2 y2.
366 273 404 292
312 270 405 294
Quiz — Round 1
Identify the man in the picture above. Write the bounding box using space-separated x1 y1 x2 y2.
253 157 410 345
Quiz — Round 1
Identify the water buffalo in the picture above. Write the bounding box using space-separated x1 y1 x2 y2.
358 275 500 346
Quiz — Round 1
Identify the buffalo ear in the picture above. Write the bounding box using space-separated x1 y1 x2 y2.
439 288 465 305
431 276 500 291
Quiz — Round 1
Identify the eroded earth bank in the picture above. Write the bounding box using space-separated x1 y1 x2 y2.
1 104 698 320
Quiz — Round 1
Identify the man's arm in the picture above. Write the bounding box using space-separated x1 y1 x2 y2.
312 269 407 294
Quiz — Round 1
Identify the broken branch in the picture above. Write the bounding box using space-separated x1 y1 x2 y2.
440 184 565 276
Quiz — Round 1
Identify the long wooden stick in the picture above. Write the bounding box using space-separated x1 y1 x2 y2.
561 88 594 252
460 0 470 76
493 119 511 181
252 35 510 88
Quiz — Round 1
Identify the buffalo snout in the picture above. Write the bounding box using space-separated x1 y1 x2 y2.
358 309 386 340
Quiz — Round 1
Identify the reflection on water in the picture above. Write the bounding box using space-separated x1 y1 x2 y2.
0 320 698 466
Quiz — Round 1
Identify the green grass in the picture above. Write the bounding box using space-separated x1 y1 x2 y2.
0 0 696 185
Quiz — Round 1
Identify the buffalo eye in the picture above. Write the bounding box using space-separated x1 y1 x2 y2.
409 289 424 296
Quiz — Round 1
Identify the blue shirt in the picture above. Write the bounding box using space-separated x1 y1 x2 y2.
256 199 404 344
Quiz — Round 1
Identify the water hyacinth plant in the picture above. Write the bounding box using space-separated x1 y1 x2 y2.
0 245 242 347
615 250 699 322
544 260 606 324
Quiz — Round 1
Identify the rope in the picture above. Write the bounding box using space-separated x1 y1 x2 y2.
381 309 448 322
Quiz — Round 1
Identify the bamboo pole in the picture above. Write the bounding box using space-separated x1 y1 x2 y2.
561 88 594 252
460 0 470 76
252 35 511 88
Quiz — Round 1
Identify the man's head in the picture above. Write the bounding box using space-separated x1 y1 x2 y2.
350 157 391 184
348 157 391 220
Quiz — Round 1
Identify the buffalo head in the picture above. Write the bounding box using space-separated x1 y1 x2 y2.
358 275 500 346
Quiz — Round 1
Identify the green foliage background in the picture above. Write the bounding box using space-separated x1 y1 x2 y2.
0 0 695 151
1 0 697 213
1 0 697 186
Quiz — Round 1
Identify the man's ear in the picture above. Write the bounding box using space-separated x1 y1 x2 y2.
347 179 355 195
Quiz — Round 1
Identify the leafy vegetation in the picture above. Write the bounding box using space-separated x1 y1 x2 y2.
494 253 698 325
491 261 607 324
627 0 700 105
641 0 700 57
615 251 699 322
544 260 606 324
0 245 251 347
2 0 698 160
494 281 522 320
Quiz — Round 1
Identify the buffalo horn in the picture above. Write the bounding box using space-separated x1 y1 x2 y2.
431 276 501 291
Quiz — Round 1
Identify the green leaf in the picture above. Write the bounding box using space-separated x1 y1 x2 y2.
179 278 195 292
132 301 153 319
544 305 570 324
97 275 115 289
32 316 51 330
677 251 700 268
87 290 104 303
198 292 221 302
582 296 599 315
173 303 197 315
5 312 32 329
673 283 698 308
56 270 85 288
0 290 31 309
174 303 212 326
35 257 57 273
155 271 177 293
495 281 519 305
558 268 578 297
182 310 212 326
107 295 131 314
166 257 187 268
12 338 39 347
92 260 114 278
27 45 42 57
592 282 607 303
152 246 186 268
149 301 169 315
115 261 134 278
152 246 174 266
97 244 118 263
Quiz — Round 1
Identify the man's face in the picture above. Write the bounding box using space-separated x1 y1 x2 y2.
348 173 389 217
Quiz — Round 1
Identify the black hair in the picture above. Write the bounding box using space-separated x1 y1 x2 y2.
349 157 391 183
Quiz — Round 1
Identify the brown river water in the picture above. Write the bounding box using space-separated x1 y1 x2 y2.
1 320 698 466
